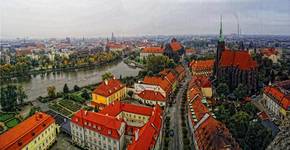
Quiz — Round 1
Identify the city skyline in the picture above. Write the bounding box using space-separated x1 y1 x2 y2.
1 0 290 38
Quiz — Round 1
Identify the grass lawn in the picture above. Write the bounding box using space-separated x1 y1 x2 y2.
0 113 15 122
5 118 20 128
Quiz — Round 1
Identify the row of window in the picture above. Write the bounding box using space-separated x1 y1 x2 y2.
25 125 56 150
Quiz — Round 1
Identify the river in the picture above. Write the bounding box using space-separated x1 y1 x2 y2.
2 60 141 102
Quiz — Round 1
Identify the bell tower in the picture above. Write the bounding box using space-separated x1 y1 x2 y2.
214 16 225 77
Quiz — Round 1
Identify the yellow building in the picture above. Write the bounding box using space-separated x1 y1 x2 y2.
0 112 59 150
92 79 126 109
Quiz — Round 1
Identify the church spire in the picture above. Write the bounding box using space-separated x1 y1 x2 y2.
219 15 224 42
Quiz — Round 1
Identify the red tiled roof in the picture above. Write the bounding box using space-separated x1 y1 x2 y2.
170 41 183 52
264 86 290 110
92 79 125 97
260 48 278 56
257 111 270 121
159 69 177 85
189 76 212 89
194 115 240 150
143 76 172 95
185 48 196 54
190 59 215 71
138 90 166 101
99 101 153 117
0 112 55 150
107 43 126 49
219 50 257 70
71 109 124 139
191 97 209 121
174 65 185 75
141 47 164 53
127 105 163 150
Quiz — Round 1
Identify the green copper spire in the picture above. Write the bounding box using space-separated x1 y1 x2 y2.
219 15 224 42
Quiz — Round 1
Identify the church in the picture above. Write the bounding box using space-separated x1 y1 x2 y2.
214 18 258 94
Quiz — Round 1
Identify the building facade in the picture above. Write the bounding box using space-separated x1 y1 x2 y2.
92 79 126 109
263 85 290 120
0 112 59 150
190 59 214 76
71 102 163 150
214 19 258 94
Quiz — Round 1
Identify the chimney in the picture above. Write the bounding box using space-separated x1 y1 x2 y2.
105 79 108 85
135 129 139 141
84 111 88 116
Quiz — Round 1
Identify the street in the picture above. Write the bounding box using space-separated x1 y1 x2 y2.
166 61 192 150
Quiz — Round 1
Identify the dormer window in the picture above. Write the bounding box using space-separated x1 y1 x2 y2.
84 122 87 125
98 126 101 130
76 118 78 122
108 130 112 135
93 125 96 128
88 122 91 126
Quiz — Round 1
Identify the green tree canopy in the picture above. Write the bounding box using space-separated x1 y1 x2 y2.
216 83 229 98
63 83 69 93
47 86 56 98
102 72 114 81
234 84 248 100
145 55 173 74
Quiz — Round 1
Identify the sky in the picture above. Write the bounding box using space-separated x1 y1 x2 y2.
1 0 290 38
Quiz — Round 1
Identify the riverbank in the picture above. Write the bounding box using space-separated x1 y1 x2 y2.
0 56 122 82
123 57 145 69
1 60 141 102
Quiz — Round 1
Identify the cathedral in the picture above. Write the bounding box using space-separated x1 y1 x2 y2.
214 18 258 94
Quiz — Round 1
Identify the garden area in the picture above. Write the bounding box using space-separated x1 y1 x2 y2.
0 112 22 134
48 99 83 118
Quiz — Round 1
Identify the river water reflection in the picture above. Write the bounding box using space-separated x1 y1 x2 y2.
2 61 141 102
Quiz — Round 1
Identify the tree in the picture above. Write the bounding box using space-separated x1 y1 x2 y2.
74 85 80 92
63 83 69 93
127 91 134 98
102 72 114 81
0 85 18 111
234 84 248 100
216 83 229 98
47 86 56 98
17 85 27 105
146 55 171 74
229 111 250 139
81 90 90 100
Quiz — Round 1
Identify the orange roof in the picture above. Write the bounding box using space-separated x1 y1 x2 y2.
174 65 185 75
170 41 183 52
0 112 55 150
99 101 153 116
190 59 214 71
219 50 257 70
185 48 196 54
143 76 172 95
141 47 164 53
127 105 163 150
260 48 278 56
257 111 270 121
159 69 177 85
138 90 166 102
107 43 126 49
194 115 240 150
71 109 124 139
93 79 125 97
264 86 290 110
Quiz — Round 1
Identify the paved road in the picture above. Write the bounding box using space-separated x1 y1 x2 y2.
169 61 192 150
